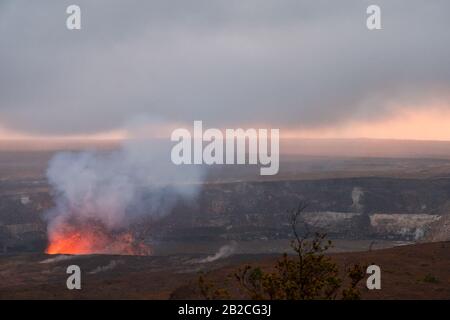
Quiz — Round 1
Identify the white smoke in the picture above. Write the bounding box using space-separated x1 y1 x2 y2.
198 242 237 263
40 255 78 264
88 260 124 274
44 118 206 238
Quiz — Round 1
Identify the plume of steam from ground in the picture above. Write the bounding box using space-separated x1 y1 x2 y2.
40 255 79 264
44 118 206 245
89 260 124 274
198 242 237 263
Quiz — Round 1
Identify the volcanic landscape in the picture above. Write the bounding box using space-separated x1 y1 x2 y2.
1 140 450 299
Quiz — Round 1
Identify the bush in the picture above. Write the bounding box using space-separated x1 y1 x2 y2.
199 202 367 300
422 273 439 284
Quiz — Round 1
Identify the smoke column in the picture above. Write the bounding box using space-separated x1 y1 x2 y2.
198 242 237 263
44 119 206 255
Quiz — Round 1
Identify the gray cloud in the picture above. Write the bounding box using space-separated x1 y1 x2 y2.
0 0 449 134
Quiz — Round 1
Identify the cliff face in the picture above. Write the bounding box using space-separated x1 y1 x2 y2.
2 176 450 252
154 177 450 241
0 190 49 252
370 214 441 240
426 214 450 242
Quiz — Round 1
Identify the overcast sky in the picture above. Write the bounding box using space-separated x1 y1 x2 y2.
0 0 449 137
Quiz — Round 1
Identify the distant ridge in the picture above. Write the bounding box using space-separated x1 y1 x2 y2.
282 138 450 159
1 138 450 159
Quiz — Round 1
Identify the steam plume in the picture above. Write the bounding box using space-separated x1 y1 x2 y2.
44 120 205 254
198 242 237 263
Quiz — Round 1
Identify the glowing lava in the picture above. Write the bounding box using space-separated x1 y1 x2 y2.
46 222 151 256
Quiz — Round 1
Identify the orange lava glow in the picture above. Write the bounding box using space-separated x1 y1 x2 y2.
46 222 151 256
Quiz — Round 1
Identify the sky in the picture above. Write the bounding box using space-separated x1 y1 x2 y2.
0 0 450 140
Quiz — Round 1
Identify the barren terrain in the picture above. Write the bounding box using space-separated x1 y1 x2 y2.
0 241 449 300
